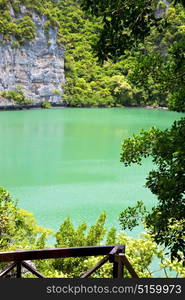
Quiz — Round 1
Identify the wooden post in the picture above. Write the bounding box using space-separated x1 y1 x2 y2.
113 255 124 278
16 262 22 278
114 254 139 278
110 245 125 278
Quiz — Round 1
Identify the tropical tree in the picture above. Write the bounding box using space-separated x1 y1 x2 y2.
80 0 185 60
0 187 50 250
120 120 185 261
80 0 185 261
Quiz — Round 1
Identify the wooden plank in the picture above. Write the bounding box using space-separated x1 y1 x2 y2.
21 261 45 278
80 255 109 278
0 245 123 262
0 262 17 277
115 254 139 278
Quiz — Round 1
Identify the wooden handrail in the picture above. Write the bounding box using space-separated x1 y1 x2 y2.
0 245 122 262
0 245 139 278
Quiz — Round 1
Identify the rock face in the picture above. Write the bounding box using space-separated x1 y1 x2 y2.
0 7 65 107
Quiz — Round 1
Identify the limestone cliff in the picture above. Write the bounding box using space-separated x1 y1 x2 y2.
0 6 65 108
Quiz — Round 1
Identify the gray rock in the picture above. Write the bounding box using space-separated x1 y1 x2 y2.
0 5 65 106
38 87 53 97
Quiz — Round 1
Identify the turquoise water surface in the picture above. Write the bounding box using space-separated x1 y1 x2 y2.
0 108 183 235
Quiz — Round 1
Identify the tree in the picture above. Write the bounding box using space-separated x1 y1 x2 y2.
120 120 185 261
79 1 185 110
128 5 185 111
0 187 50 250
0 187 17 248
80 0 185 61
80 0 160 62
39 212 181 278
80 0 185 261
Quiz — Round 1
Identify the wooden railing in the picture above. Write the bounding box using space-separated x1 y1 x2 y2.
0 245 138 278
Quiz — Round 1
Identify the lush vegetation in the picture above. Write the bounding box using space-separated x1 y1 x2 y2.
120 119 185 261
0 86 32 105
128 4 185 112
0 0 138 107
0 0 36 44
81 0 185 109
0 187 50 251
81 0 185 263
1 187 185 278
2 0 185 107
53 0 142 107
41 100 52 109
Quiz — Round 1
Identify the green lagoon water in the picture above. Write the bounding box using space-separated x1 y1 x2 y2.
0 108 184 235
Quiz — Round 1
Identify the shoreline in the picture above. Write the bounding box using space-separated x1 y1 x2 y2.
0 103 168 111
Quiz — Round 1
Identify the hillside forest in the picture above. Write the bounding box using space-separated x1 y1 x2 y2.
0 0 184 109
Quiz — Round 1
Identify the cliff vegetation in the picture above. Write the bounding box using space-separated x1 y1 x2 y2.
0 0 184 108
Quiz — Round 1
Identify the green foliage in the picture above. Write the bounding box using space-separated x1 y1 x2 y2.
80 0 160 62
80 0 185 263
0 0 143 108
0 187 50 250
35 212 178 278
168 88 185 112
53 213 107 277
119 201 147 230
57 1 110 107
120 127 160 166
1 187 185 277
0 86 32 105
120 118 185 261
54 0 143 107
15 16 36 43
0 12 36 44
41 101 52 109
45 214 185 277
80 0 185 61
0 1 60 44
128 4 185 111
0 187 17 248
106 0 185 266
79 1 185 109
3 0 184 108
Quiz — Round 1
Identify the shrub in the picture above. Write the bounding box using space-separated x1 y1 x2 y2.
0 87 32 105
41 100 52 109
